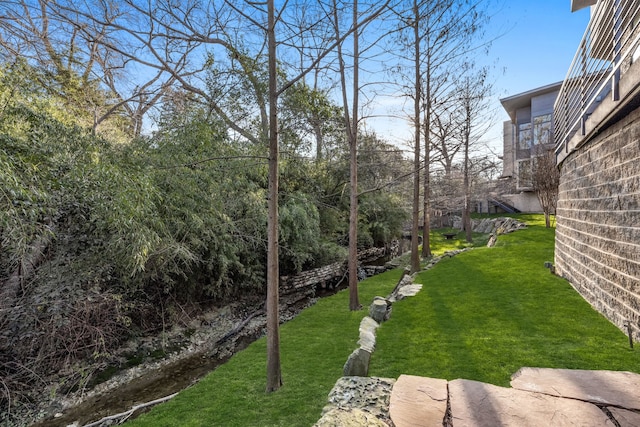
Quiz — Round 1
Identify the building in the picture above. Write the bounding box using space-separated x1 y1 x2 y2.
554 1 640 339
499 82 562 213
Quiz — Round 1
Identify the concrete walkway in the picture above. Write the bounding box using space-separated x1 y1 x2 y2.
389 368 640 427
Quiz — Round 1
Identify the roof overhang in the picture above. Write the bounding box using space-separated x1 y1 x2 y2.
571 0 597 12
499 81 564 122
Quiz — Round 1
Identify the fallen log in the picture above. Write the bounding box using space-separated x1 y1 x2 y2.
81 392 178 427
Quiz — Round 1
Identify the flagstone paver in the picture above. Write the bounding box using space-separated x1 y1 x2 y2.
608 407 640 427
320 368 640 426
510 367 640 410
448 378 613 427
388 375 448 427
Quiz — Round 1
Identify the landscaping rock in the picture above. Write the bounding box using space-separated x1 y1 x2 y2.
318 376 396 425
389 375 448 427
369 298 389 323
608 407 640 426
343 348 371 377
314 408 388 426
357 316 379 353
318 368 640 426
449 378 612 426
474 218 495 234
510 367 640 410
451 216 527 235
396 284 423 300
494 217 527 234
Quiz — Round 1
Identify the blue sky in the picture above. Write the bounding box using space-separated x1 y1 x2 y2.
370 1 592 156
493 2 591 97
486 1 591 152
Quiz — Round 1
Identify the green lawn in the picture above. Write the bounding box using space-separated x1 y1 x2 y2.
126 270 403 427
370 215 640 386
127 215 640 425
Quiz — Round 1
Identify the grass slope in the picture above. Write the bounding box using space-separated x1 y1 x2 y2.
128 215 640 425
370 216 640 386
126 270 402 427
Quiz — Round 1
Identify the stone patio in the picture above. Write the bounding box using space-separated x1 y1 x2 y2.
316 368 640 426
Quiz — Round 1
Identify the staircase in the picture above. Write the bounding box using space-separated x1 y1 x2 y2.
488 197 521 214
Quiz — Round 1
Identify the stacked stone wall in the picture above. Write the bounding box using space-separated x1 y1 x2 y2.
555 106 640 338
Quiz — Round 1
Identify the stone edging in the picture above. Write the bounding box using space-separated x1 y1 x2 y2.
315 248 472 426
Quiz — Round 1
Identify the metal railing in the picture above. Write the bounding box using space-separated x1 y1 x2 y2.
554 0 640 154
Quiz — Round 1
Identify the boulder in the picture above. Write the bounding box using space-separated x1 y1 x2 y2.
343 348 371 377
369 298 389 323
319 376 396 424
313 408 388 427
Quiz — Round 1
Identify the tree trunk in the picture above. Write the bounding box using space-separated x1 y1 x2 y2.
265 0 282 393
0 230 53 312
348 0 361 311
421 62 432 258
463 109 472 243
410 0 421 274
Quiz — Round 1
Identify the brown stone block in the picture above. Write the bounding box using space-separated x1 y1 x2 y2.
449 378 612 426
511 367 640 411
389 375 448 427
608 407 640 427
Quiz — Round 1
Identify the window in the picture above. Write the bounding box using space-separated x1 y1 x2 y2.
533 114 552 146
518 122 532 150
518 159 533 188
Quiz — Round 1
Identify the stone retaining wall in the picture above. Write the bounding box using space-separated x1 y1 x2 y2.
555 105 640 340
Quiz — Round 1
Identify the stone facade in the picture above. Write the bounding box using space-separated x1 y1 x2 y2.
555 105 640 339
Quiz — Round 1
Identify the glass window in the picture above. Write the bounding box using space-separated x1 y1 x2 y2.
533 114 552 146
518 159 532 188
518 122 532 150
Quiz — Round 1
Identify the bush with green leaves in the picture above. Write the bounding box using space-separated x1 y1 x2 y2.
0 60 410 423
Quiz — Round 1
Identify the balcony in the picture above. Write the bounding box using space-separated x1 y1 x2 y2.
554 1 640 159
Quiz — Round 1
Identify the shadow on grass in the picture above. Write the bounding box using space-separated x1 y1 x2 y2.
370 217 640 387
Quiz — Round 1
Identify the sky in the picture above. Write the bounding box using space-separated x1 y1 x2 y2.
370 1 592 157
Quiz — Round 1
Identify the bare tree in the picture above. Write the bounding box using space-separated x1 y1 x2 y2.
337 0 363 311
409 0 422 272
453 64 493 242
0 0 175 137
265 0 282 392
331 0 391 310
431 100 464 176
390 0 493 268
531 150 560 228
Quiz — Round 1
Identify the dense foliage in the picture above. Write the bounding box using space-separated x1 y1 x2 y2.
0 61 408 421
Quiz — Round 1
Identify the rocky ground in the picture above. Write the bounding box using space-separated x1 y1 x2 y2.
25 289 316 427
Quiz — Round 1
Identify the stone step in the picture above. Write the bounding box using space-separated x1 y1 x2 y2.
386 368 640 427
389 375 448 427
510 367 640 410
448 378 613 427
